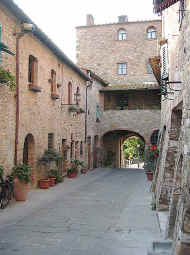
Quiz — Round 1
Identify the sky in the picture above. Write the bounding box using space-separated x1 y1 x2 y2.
14 0 159 63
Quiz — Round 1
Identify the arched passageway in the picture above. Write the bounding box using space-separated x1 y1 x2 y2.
102 130 145 168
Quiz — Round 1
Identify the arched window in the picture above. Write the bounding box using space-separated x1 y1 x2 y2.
118 29 127 40
68 82 72 104
147 26 157 39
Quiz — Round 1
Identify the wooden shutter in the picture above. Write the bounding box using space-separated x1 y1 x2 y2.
160 43 169 80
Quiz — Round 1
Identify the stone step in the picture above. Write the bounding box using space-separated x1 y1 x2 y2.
147 240 172 255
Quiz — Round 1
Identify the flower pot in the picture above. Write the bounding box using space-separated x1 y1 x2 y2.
146 172 153 181
68 172 77 178
81 169 87 174
13 178 29 201
39 179 50 189
48 177 56 186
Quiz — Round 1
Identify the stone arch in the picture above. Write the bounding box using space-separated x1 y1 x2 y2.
101 129 145 168
23 133 35 168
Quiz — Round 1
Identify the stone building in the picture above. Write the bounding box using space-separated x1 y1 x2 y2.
0 0 107 184
151 0 190 254
76 15 162 167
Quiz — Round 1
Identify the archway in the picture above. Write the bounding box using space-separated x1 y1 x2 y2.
23 134 36 188
23 133 35 167
102 130 145 168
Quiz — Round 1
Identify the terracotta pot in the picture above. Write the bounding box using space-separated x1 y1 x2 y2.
14 178 29 201
39 179 50 189
68 172 77 178
49 177 56 186
81 169 87 174
146 172 153 181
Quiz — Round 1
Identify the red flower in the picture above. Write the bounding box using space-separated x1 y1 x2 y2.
151 145 157 151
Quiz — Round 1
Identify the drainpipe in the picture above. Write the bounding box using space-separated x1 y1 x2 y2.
14 23 34 165
85 78 92 143
14 33 24 165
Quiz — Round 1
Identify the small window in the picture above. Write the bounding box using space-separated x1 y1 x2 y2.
147 27 157 39
117 63 127 75
147 62 153 74
48 133 54 150
28 55 38 86
118 29 127 40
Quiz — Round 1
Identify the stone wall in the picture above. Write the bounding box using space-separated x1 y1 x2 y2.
76 19 161 85
0 3 90 177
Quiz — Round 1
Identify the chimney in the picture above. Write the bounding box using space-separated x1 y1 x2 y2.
86 14 94 26
118 15 128 23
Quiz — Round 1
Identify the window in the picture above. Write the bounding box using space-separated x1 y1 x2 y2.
118 29 127 40
117 63 127 75
147 62 153 74
147 27 157 39
68 82 72 104
0 25 2 65
28 55 38 86
48 133 54 150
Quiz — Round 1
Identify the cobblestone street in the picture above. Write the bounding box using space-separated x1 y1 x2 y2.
0 168 161 255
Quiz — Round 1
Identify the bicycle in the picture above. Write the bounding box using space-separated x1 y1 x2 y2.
0 175 14 209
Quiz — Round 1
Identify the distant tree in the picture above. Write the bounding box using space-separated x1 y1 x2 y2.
123 137 144 161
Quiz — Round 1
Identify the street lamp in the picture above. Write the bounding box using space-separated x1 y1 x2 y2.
13 23 35 165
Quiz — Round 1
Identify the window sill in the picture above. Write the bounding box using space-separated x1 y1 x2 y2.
28 84 42 92
51 93 60 100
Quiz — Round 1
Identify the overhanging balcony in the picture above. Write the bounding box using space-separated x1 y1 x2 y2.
153 0 179 13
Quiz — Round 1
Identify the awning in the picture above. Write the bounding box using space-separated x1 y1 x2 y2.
153 0 179 13
0 42 15 56
149 56 161 85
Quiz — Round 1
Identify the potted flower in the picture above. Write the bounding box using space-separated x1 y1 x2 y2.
67 160 79 178
77 161 87 174
144 144 159 181
48 169 63 185
12 163 33 201
0 66 16 90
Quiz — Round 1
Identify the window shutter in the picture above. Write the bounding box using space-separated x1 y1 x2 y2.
0 25 2 65
160 43 169 80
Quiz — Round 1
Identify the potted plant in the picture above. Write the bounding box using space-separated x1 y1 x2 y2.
12 163 33 201
48 169 57 186
67 160 80 178
0 66 16 90
144 144 159 181
38 149 64 186
48 169 63 185
78 161 87 174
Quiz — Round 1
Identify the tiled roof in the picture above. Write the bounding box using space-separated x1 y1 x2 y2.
100 83 160 91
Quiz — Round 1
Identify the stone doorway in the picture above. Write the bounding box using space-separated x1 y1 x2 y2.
23 133 36 187
102 130 145 168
